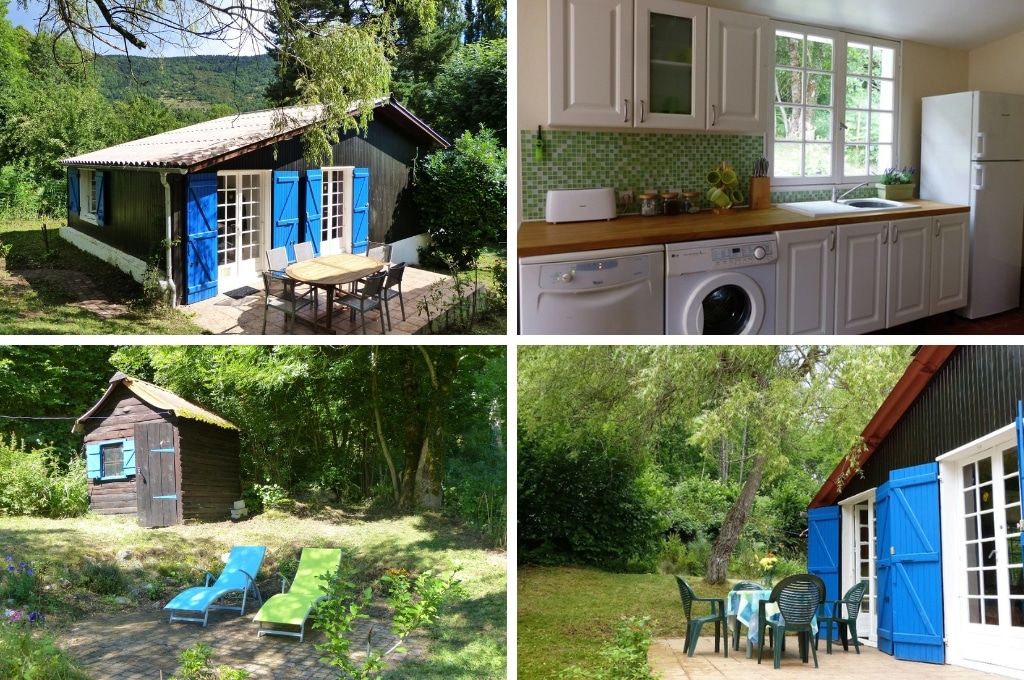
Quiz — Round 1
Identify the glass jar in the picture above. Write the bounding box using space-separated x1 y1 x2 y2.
660 192 679 215
639 192 660 217
682 191 701 213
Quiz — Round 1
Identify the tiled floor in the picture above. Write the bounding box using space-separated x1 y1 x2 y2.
651 635 1008 679
186 266 478 335
872 307 1024 335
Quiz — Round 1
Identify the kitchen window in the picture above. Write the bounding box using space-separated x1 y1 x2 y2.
769 23 900 186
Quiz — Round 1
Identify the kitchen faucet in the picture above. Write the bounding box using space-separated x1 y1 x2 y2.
832 182 871 202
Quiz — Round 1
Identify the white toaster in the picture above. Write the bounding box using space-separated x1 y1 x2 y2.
545 188 616 223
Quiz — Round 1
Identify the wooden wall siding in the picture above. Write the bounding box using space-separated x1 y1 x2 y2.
86 480 137 515
839 346 1024 502
68 170 165 260
177 421 241 522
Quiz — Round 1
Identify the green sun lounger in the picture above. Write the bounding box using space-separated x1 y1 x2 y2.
253 547 342 642
164 545 266 626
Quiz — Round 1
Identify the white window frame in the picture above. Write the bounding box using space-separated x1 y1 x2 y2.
839 488 877 645
768 22 902 189
80 169 98 224
216 170 271 285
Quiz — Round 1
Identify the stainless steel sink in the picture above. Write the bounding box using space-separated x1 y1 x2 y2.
777 198 920 218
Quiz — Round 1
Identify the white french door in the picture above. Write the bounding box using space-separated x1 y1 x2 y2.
939 424 1024 676
321 166 354 255
841 491 876 643
217 170 269 289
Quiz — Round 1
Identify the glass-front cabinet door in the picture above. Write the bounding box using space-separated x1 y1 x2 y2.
634 0 706 129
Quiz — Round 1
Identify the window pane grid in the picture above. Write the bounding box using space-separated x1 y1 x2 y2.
774 30 835 178
218 173 262 267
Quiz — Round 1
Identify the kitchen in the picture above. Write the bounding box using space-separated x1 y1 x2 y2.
517 0 1024 335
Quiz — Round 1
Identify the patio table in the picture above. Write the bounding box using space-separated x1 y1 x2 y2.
285 253 384 333
726 588 819 659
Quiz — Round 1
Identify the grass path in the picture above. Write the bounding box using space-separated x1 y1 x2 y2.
1 511 506 679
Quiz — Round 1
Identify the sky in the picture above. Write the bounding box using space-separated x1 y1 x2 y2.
4 0 264 57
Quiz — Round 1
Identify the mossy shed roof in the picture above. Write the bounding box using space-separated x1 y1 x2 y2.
73 372 237 433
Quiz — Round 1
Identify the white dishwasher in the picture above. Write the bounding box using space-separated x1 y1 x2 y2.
519 245 665 334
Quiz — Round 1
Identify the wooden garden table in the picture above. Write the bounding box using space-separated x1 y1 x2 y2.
286 253 383 333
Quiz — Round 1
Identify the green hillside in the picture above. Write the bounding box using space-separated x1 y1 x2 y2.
95 54 276 112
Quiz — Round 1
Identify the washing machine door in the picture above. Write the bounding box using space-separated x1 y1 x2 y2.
679 272 765 334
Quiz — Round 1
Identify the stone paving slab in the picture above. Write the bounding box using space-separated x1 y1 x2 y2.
58 603 423 680
651 636 1009 680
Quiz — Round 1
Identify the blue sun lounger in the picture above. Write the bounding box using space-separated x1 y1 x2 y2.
164 545 266 626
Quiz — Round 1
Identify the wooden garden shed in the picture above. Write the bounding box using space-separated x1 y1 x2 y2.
808 345 1024 678
58 97 448 305
73 372 241 528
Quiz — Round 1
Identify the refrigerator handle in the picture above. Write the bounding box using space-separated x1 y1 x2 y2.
976 132 986 158
974 164 985 190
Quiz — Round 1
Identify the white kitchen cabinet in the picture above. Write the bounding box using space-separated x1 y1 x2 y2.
775 226 836 334
707 7 769 132
930 213 969 314
548 0 633 127
836 221 889 334
886 216 931 327
548 0 766 131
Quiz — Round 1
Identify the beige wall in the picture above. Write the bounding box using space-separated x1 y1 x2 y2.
970 30 1024 93
900 41 970 181
518 0 549 133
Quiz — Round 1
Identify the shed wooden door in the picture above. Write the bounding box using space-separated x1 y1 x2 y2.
135 422 179 528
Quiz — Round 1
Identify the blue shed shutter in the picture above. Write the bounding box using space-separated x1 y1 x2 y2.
68 169 80 216
85 443 101 479
884 462 945 664
185 173 219 304
1017 401 1024 550
876 479 894 655
273 171 300 261
807 505 841 619
95 171 107 226
303 170 322 256
123 438 136 476
352 168 369 254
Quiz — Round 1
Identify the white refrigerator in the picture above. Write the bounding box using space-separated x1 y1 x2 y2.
921 91 1024 319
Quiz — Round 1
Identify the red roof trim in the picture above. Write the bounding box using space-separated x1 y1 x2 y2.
808 345 958 509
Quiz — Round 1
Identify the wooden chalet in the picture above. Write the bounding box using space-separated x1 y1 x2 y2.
808 345 1024 677
74 372 241 527
59 97 448 305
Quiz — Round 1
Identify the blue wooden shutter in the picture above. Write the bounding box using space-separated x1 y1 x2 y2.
85 443 101 479
807 505 841 621
886 462 945 664
185 173 219 304
352 167 369 254
303 170 322 256
68 169 80 216
95 171 107 226
123 438 136 476
876 479 894 655
273 171 300 261
1017 401 1024 550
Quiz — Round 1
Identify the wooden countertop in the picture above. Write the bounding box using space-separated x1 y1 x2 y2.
517 199 970 258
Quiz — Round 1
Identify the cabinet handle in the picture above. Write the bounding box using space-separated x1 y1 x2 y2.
882 225 888 244
712 104 717 126
935 220 941 237
893 225 898 243
624 99 629 124
640 100 645 123
830 229 835 252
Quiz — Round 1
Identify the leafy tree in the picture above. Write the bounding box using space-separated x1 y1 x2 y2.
419 38 506 143
415 129 506 268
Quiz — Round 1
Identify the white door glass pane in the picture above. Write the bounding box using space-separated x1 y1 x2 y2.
775 143 803 176
847 77 869 109
808 108 832 141
806 144 832 175
806 35 833 70
874 46 895 78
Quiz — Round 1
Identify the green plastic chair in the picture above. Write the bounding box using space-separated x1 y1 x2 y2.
816 580 869 654
675 576 728 657
253 547 342 642
756 573 825 670
730 580 766 651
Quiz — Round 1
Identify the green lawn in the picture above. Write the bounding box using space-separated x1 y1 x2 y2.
0 217 204 334
517 565 731 680
1 511 507 679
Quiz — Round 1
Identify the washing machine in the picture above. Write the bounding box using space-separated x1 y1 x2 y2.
665 235 777 335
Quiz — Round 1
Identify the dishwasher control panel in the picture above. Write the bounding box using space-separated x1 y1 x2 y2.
538 255 651 290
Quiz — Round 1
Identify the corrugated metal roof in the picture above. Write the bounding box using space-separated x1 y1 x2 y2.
74 372 237 432
62 105 323 171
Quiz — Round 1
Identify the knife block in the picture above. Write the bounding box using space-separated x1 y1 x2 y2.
749 177 770 210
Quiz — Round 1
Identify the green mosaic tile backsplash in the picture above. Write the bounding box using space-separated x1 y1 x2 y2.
519 129 874 219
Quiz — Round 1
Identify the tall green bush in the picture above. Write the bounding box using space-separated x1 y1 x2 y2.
415 129 506 269
0 433 89 518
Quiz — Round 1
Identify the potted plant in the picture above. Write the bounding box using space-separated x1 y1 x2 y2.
876 166 916 200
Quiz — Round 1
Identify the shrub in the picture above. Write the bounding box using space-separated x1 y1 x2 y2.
558 616 656 680
656 535 712 576
415 129 506 269
170 642 250 680
444 457 507 549
77 562 129 596
0 625 89 680
0 434 88 518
